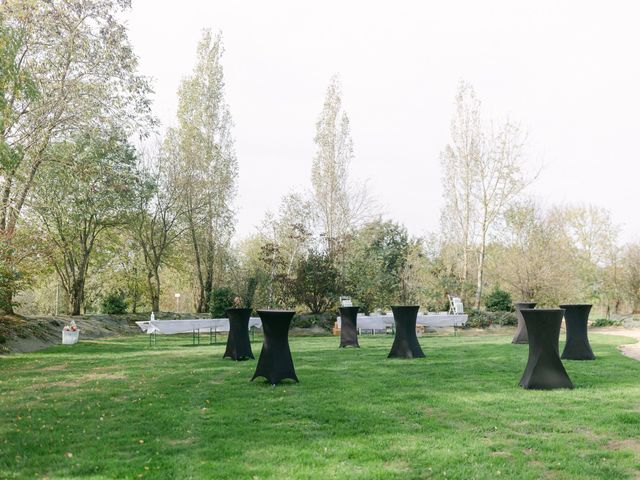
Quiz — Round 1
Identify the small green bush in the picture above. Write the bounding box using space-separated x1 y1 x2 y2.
290 312 335 330
209 287 236 318
591 318 621 327
484 287 513 312
101 291 127 314
466 309 517 328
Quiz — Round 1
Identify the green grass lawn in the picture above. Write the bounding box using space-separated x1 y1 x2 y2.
1 332 639 479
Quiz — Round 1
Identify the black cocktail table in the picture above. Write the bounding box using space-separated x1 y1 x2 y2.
512 302 537 344
519 308 573 390
387 305 425 359
560 304 595 360
223 308 254 361
251 310 298 384
339 306 360 348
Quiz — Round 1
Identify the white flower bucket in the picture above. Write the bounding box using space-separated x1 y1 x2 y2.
62 330 79 345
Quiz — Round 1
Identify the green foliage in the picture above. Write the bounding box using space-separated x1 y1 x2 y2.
170 30 237 312
591 318 622 327
0 21 37 173
290 250 339 314
101 291 127 314
209 287 236 318
344 220 411 313
484 286 513 312
290 313 335 330
0 0 152 312
244 276 258 309
31 133 142 315
465 309 517 328
0 251 20 312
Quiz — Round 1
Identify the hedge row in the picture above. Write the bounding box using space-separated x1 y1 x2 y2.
465 309 517 328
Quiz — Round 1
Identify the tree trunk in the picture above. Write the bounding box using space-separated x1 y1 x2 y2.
196 242 215 313
0 291 14 315
0 234 16 315
70 278 84 316
201 268 213 314
147 269 161 313
69 254 91 316
474 231 487 309
153 270 160 313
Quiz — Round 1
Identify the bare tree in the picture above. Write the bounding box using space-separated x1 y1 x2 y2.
440 81 482 300
311 74 375 255
441 81 532 308
491 200 575 305
473 120 529 308
622 243 640 313
557 204 621 312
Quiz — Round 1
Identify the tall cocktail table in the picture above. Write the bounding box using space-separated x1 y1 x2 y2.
519 308 573 390
339 306 360 348
223 308 254 361
251 310 298 384
560 304 595 360
512 302 537 344
387 306 425 359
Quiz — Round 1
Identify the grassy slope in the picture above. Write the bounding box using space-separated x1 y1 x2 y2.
0 333 639 480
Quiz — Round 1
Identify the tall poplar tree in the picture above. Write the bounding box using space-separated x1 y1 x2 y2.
169 30 238 312
311 75 354 255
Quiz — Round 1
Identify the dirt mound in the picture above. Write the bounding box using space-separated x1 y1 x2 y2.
0 314 143 354
0 311 216 354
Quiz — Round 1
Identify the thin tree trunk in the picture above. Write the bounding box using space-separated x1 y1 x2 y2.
0 292 14 315
153 268 161 312
474 229 488 309
146 265 161 313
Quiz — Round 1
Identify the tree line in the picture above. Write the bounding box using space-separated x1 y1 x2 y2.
2 1 638 319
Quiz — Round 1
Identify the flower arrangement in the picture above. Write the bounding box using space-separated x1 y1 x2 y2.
63 320 78 332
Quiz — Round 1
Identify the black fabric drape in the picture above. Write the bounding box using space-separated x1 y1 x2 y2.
512 302 537 344
387 306 425 359
223 308 254 361
560 304 595 360
519 308 573 390
339 306 360 348
251 310 298 384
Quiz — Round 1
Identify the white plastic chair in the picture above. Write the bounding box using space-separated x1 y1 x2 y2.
448 295 464 315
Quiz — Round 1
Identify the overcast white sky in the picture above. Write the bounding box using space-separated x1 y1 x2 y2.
126 0 640 243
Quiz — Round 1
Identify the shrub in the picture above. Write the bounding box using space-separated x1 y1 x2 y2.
101 291 127 314
591 318 621 327
209 287 236 318
484 287 513 312
466 309 517 328
290 312 335 330
290 250 339 314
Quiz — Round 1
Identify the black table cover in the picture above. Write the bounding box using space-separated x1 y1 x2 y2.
512 302 537 344
387 305 425 359
223 308 254 361
251 310 298 384
519 308 573 390
339 306 360 348
560 304 595 360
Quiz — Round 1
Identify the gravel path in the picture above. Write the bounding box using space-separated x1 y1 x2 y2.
592 328 640 361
